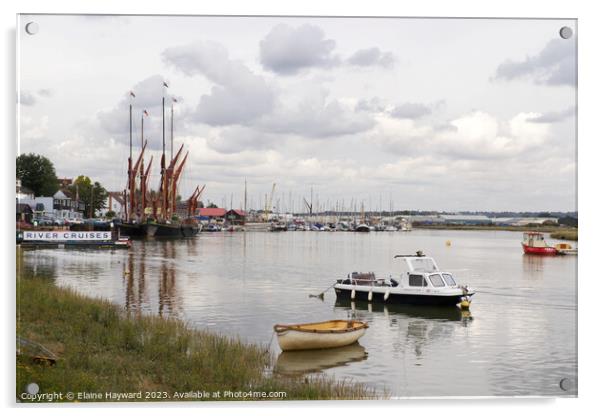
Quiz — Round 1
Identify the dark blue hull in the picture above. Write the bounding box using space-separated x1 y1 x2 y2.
334 287 464 306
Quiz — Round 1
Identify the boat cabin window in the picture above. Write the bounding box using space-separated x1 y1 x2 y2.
442 273 456 286
409 274 428 287
523 233 544 243
408 258 438 273
429 274 445 287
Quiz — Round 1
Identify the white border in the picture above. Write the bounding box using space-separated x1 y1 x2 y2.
3 1 601 415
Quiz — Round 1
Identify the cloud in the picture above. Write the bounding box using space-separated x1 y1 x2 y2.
347 47 395 68
204 126 280 154
355 97 388 113
494 39 576 87
260 24 340 75
163 41 275 125
390 102 432 119
20 115 49 140
19 90 36 106
528 106 575 123
96 74 172 149
259 90 375 138
163 38 374 140
371 110 551 160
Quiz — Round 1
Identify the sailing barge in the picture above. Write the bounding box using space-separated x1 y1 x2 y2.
118 85 202 238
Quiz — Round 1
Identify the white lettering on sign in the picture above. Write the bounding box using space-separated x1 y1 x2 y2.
22 231 112 241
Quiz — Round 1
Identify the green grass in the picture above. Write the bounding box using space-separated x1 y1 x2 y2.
550 230 578 241
16 276 381 402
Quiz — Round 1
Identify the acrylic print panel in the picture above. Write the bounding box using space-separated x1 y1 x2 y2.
16 14 577 401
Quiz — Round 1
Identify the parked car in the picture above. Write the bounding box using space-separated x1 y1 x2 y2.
34 217 54 226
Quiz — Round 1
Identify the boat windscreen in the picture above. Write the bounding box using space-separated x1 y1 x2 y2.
407 257 438 272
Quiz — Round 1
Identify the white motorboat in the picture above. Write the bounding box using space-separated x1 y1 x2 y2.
334 252 475 307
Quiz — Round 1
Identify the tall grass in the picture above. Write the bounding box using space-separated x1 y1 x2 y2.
550 230 578 241
17 276 381 401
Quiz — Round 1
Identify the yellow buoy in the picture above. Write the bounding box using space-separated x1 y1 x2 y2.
460 299 471 310
446 240 451 246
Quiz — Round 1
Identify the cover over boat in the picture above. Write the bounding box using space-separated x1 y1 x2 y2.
273 320 368 351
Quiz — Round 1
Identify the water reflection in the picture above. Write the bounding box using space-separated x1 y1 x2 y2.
522 254 544 277
123 250 148 314
274 343 368 375
119 241 183 317
158 241 177 317
17 247 58 281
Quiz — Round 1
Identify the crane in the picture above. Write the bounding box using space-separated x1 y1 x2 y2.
264 182 276 221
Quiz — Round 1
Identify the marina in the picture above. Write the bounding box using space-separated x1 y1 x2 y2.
18 229 577 397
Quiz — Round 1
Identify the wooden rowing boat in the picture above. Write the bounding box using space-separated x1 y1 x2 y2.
273 319 368 351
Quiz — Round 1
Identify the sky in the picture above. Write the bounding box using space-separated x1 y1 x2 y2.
17 15 577 212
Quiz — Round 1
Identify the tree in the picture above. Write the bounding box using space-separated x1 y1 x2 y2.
68 176 108 218
16 153 59 196
207 202 218 208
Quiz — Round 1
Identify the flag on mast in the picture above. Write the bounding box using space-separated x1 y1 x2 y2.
143 110 149 116
172 97 178 103
129 91 136 98
163 81 169 88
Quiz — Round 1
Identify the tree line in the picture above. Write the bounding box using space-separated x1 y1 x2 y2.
16 153 108 218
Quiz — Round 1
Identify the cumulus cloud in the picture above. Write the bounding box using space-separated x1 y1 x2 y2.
163 38 374 140
163 41 275 125
204 126 280 154
260 24 340 75
495 39 576 87
96 74 172 149
19 90 36 106
347 47 395 68
259 90 375 138
528 106 575 123
390 102 432 119
20 115 49 140
371 110 551 160
355 97 388 113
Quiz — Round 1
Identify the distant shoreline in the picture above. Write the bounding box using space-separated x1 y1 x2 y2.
413 224 578 239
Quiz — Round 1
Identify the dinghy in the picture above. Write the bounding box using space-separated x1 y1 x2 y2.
273 319 368 351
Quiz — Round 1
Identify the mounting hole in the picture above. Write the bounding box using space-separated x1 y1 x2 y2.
26 382 39 395
25 21 39 35
559 377 573 391
559 26 573 40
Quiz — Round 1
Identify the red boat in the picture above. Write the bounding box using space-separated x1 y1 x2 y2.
521 232 558 255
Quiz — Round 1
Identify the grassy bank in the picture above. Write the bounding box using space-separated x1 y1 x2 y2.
550 230 578 241
17 277 380 402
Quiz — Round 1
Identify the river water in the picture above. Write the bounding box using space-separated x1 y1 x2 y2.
18 229 577 397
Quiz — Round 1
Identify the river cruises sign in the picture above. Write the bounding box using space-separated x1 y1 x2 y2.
22 231 112 241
